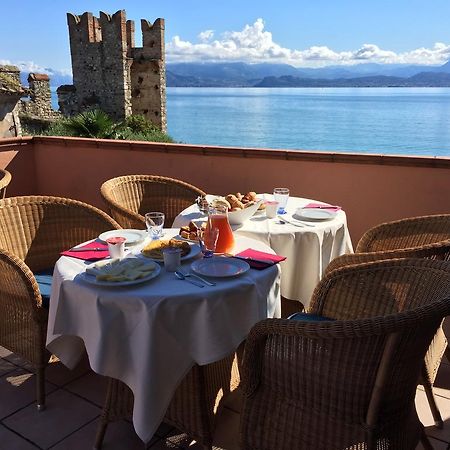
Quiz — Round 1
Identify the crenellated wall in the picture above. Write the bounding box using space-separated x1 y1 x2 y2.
63 10 166 130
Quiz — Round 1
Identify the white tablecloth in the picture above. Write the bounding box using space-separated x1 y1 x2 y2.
173 195 353 306
46 230 280 443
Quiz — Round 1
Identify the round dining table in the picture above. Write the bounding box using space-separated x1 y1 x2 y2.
46 229 280 443
172 194 354 306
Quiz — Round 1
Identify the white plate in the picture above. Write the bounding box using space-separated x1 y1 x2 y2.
294 208 338 221
78 259 161 287
191 257 250 278
139 241 202 262
98 229 147 245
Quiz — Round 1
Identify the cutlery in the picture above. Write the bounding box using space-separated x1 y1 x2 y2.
277 216 314 228
232 255 276 266
304 205 339 210
176 268 216 286
174 271 205 287
68 247 107 252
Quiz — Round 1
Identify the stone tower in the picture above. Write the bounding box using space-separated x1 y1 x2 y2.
65 10 166 131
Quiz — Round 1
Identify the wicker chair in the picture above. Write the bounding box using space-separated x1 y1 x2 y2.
94 353 240 450
241 258 450 450
0 196 120 411
100 175 206 229
325 214 450 428
0 169 12 199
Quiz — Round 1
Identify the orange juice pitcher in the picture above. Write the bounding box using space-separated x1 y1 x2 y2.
206 205 235 254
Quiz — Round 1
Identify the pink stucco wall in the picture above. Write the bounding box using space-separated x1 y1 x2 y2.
1 136 449 244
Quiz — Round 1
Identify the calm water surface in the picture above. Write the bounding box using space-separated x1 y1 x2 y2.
167 87 450 156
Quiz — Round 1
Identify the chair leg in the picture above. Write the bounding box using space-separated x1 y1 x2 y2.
422 376 444 429
36 366 46 412
93 420 109 450
420 430 434 450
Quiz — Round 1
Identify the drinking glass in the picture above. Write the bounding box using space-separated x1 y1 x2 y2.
273 188 290 214
145 212 165 239
198 227 219 258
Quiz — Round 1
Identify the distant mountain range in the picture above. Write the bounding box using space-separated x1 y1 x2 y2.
18 60 450 89
167 61 450 87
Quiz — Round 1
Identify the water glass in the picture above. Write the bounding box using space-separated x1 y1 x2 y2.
273 188 290 214
163 247 182 272
145 212 165 239
199 227 219 258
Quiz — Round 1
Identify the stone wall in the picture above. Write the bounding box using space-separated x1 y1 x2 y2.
20 73 60 121
0 66 25 137
131 19 166 131
65 10 166 130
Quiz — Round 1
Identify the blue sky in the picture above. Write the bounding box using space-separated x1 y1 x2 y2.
2 0 450 74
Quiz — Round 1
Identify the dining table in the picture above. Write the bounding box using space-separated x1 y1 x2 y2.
46 229 280 443
172 194 354 307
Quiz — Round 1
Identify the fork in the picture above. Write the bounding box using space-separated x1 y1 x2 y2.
176 268 216 286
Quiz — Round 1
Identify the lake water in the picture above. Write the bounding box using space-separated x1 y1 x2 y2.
167 87 450 157
51 87 450 157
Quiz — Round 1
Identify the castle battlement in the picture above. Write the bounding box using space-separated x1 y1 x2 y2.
63 9 166 129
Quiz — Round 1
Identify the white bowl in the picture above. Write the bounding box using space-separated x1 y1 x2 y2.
205 195 263 225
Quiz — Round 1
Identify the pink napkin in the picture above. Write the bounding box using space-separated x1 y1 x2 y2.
303 202 341 212
235 248 286 270
61 241 109 261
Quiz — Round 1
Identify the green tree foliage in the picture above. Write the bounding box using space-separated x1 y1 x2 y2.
43 110 174 143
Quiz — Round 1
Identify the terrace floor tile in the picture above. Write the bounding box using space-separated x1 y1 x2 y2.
0 369 57 420
3 389 100 449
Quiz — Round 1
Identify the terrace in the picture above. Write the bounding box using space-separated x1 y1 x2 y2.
0 135 449 449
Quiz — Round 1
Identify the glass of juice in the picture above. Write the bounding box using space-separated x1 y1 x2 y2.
206 206 235 254
199 227 219 258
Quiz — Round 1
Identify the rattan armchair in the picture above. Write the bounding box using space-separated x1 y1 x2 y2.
0 195 120 411
94 353 240 450
325 214 450 428
100 175 206 229
0 169 12 199
241 259 450 450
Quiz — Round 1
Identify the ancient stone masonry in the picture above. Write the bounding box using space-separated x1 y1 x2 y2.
20 73 61 121
64 10 166 131
0 66 25 137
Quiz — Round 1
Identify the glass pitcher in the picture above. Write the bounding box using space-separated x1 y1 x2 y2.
206 205 235 254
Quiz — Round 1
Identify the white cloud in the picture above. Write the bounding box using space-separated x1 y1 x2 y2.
166 19 450 67
0 59 72 77
198 30 214 42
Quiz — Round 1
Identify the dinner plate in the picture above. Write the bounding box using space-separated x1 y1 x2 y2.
294 208 338 221
98 229 147 245
191 257 250 278
139 241 202 262
78 259 161 287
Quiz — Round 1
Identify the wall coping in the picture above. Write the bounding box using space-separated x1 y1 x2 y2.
1 136 449 169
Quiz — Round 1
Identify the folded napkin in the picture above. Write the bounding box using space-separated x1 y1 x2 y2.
303 202 341 212
61 241 109 261
235 248 286 270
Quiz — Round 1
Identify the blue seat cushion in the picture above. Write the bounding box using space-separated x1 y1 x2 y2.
288 312 335 322
34 268 53 309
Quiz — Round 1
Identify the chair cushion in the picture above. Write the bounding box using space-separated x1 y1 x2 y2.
288 312 335 322
34 268 53 309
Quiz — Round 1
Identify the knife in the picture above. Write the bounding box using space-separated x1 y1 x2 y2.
277 216 314 228
68 247 108 252
232 255 276 265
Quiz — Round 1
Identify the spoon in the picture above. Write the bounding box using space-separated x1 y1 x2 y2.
174 271 204 287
